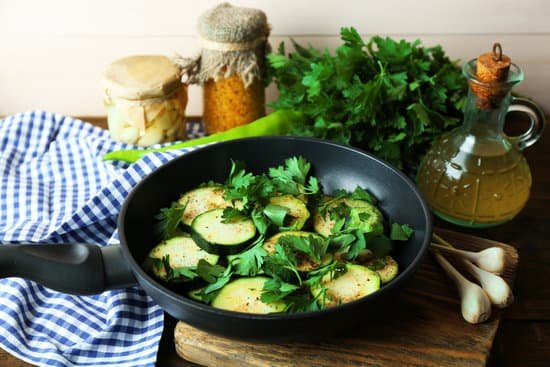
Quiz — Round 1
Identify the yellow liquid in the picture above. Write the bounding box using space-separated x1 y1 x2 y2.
417 132 532 226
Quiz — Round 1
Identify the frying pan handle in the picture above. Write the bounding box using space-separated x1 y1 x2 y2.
0 243 136 295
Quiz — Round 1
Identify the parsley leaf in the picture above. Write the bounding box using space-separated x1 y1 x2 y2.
366 235 393 258
342 230 366 261
278 234 329 263
195 260 233 301
350 186 375 204
196 259 226 283
367 258 387 271
269 156 320 196
221 207 245 223
223 160 256 207
305 261 344 288
284 294 321 313
261 276 299 303
229 241 268 277
148 255 198 281
263 243 301 284
171 266 198 280
390 223 414 241
251 207 269 235
155 201 186 240
263 204 290 227
226 160 254 189
329 233 356 250
304 261 348 309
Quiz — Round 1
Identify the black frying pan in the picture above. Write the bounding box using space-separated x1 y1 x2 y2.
0 136 432 339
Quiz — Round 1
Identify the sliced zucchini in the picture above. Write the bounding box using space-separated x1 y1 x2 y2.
263 231 332 272
191 208 257 255
311 263 380 308
269 195 310 230
335 248 374 263
146 235 219 281
366 256 399 284
314 197 384 237
178 186 242 226
211 277 286 314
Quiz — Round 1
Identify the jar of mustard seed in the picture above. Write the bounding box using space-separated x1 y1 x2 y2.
102 55 187 146
175 3 269 134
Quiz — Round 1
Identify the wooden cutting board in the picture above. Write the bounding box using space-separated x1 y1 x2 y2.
173 229 518 367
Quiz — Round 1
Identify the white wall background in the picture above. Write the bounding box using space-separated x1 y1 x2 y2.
1 0 549 117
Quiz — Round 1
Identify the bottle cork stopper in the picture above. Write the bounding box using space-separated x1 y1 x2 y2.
476 43 511 83
471 43 512 109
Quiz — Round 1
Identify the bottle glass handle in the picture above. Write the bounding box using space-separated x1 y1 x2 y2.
506 97 545 150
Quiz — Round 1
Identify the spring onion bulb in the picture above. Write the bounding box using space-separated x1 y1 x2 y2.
432 249 492 324
430 242 506 275
432 233 513 308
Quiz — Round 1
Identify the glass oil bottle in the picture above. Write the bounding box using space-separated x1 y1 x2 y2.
417 44 545 227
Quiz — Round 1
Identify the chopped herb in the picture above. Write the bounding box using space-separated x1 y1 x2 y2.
304 261 348 309
196 260 233 301
366 235 393 258
263 243 301 284
329 233 356 251
229 241 268 277
263 204 290 227
221 207 245 223
343 230 366 261
149 255 198 281
350 186 375 204
261 276 300 303
171 266 198 281
278 234 329 263
269 156 320 196
251 207 269 235
358 212 371 221
284 294 321 313
367 258 387 271
390 223 414 241
155 201 186 240
196 259 227 283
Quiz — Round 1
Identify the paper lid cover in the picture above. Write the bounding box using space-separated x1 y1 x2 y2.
102 55 181 100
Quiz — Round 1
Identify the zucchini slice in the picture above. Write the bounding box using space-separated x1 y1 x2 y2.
191 208 257 255
211 277 287 314
178 186 242 226
263 231 332 272
269 195 310 230
335 248 374 263
366 256 399 284
314 197 384 237
146 235 219 281
311 264 380 308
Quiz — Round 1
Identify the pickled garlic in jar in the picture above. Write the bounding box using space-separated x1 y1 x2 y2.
102 55 187 146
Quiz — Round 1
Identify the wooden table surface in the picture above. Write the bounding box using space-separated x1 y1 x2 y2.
0 116 548 366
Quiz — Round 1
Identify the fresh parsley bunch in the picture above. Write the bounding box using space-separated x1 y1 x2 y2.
267 27 467 169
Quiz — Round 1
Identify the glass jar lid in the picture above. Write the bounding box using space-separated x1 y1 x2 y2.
102 55 181 101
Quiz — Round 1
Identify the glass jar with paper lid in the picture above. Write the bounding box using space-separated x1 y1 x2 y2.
102 55 187 146
175 3 269 134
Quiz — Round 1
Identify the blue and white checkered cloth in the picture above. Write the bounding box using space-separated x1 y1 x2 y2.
0 111 202 366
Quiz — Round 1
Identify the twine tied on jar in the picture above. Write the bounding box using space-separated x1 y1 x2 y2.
173 2 270 133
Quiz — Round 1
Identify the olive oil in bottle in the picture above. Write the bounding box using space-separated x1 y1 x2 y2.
417 44 544 227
